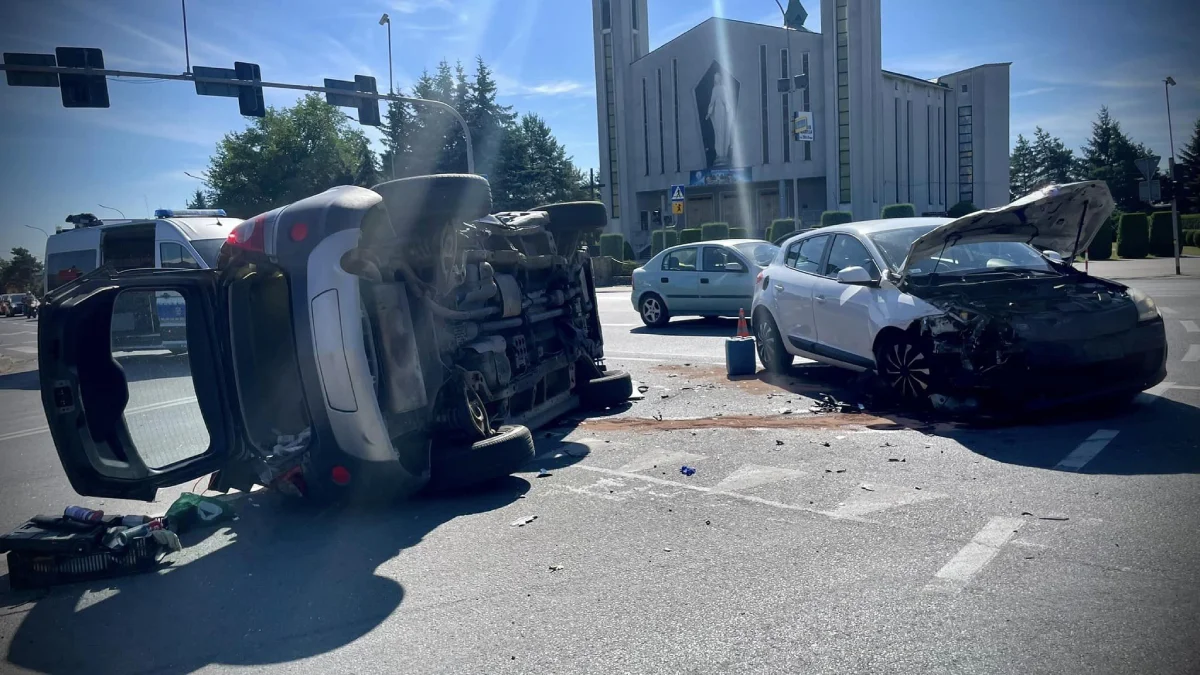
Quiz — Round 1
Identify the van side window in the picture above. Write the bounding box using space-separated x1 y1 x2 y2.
46 250 98 292
160 242 200 270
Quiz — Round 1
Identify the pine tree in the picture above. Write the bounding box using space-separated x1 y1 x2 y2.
380 89 415 180
464 56 516 178
1079 106 1149 211
186 188 209 209
1009 134 1037 199
1031 126 1077 187
1174 117 1200 213
492 113 587 210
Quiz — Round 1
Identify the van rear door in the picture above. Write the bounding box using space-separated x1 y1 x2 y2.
39 268 248 501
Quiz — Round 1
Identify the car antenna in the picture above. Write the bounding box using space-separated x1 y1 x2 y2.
929 234 956 282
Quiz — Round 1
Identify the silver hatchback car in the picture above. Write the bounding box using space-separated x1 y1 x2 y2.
630 239 778 326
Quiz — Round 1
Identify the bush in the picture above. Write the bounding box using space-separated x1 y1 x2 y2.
623 240 635 261
1116 212 1149 259
880 203 916 219
1149 211 1176 257
947 201 978 218
700 222 730 240
650 229 666 256
599 233 624 260
1183 229 1195 247
768 218 798 242
680 228 702 244
730 227 749 239
663 229 679 248
1087 217 1114 260
820 211 853 227
1183 213 1200 231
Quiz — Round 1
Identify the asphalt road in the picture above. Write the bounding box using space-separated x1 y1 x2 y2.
1 274 1199 674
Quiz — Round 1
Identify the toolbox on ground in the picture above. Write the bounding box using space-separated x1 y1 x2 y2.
1 516 166 590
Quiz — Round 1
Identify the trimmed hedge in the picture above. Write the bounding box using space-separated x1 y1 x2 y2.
820 211 853 227
768 218 798 242
1183 213 1200 231
599 233 624 260
650 230 666 256
1183 229 1195 247
663 229 679 249
947 201 978 218
700 222 730 241
680 228 702 244
1087 216 1115 260
623 240 635 261
730 227 749 239
1116 212 1149 259
881 203 916 219
1149 211 1176 257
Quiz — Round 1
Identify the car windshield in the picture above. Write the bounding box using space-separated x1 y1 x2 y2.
190 239 224 268
733 241 779 267
868 225 1057 277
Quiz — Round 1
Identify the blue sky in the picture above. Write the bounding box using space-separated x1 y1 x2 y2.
1 0 1196 258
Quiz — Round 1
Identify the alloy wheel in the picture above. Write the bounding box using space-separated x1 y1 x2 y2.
882 341 932 400
756 318 776 366
641 297 662 324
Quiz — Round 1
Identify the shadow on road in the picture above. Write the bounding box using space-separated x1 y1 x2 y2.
0 472 551 674
0 369 38 392
630 318 739 337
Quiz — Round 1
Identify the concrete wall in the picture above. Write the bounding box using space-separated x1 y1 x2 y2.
881 73 950 215
937 63 1011 210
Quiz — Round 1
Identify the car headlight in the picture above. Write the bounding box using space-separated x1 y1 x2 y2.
1127 288 1160 322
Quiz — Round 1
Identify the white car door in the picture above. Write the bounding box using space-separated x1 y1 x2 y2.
809 233 883 368
772 233 830 352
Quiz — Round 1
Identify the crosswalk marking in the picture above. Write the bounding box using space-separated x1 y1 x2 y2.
829 483 946 518
1159 307 1178 316
713 464 804 492
618 448 705 473
1184 345 1200 363
1182 320 1199 333
1054 429 1119 471
926 516 1026 593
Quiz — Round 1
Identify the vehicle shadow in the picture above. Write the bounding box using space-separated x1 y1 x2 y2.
1 475 544 674
0 369 38 392
630 318 740 337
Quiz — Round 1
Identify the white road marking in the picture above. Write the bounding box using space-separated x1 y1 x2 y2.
1053 429 1119 472
602 323 640 327
1182 320 1200 333
829 483 946 518
926 516 1025 593
618 448 705 473
0 396 198 444
1172 385 1200 391
713 464 805 492
4 346 37 354
1183 345 1200 363
1159 307 1178 316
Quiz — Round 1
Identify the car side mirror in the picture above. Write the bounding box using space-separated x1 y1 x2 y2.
725 260 745 272
836 266 876 286
1042 250 1064 264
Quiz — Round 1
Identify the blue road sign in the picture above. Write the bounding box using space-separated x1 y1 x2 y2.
670 184 686 201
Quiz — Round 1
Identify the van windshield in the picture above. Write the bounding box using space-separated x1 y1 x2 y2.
190 239 224 268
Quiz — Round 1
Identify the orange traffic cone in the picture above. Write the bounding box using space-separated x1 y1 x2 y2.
736 308 751 338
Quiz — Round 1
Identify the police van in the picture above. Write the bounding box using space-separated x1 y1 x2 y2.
45 209 233 352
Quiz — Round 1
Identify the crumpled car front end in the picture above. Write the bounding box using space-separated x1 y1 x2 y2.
911 275 1166 409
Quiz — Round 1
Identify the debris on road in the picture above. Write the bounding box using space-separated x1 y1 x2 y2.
165 492 235 534
809 393 858 414
549 564 565 572
821 441 831 447
511 515 538 527
776 440 785 446
860 484 875 492
663 547 672 552
1038 515 1069 521
680 466 697 476
537 468 553 478
887 458 906 462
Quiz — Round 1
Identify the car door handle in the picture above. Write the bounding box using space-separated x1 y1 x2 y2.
814 294 826 303
774 284 784 291
700 278 709 284
661 277 669 283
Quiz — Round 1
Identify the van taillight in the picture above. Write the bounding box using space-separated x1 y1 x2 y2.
226 216 265 252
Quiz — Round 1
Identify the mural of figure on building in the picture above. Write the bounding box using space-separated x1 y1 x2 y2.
695 62 740 170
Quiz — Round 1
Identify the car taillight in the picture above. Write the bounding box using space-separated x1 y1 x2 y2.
755 271 763 285
226 216 265 252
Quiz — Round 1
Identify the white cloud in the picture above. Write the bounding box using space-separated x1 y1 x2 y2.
1012 87 1056 98
494 74 594 98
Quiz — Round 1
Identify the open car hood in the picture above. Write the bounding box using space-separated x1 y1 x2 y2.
900 181 1115 277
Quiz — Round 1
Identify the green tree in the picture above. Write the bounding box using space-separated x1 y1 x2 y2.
1176 117 1200 214
204 94 378 217
492 113 586 210
1009 133 1037 199
185 189 209 209
1079 107 1150 212
380 89 416 181
1031 126 1077 187
1 248 44 293
463 56 516 178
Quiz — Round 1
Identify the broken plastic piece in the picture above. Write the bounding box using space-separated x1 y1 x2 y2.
679 466 696 476
537 468 553 478
511 515 538 527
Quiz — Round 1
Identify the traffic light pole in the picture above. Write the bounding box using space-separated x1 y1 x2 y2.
0 62 475 174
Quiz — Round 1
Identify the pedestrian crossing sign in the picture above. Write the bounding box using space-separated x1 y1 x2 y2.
670 184 686 202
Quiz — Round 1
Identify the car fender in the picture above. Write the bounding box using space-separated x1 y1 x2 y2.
867 285 944 343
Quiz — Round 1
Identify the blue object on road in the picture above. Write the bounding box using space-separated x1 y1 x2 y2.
680 466 696 476
725 336 757 377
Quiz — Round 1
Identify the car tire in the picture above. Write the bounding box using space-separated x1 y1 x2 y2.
754 312 793 373
372 174 493 236
875 334 936 404
639 293 669 327
533 201 608 231
426 425 536 493
580 369 633 409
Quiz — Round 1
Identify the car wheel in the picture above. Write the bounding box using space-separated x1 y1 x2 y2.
639 294 669 327
580 369 633 409
426 425 536 493
533 201 608 230
876 334 935 403
755 312 793 373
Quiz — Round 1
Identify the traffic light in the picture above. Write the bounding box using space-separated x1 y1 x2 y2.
234 61 265 117
55 47 109 108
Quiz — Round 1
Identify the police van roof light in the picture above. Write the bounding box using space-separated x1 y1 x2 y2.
155 208 228 218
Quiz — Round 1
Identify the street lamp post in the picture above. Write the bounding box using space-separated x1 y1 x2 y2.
379 13 397 180
1165 76 1180 275
97 203 126 218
